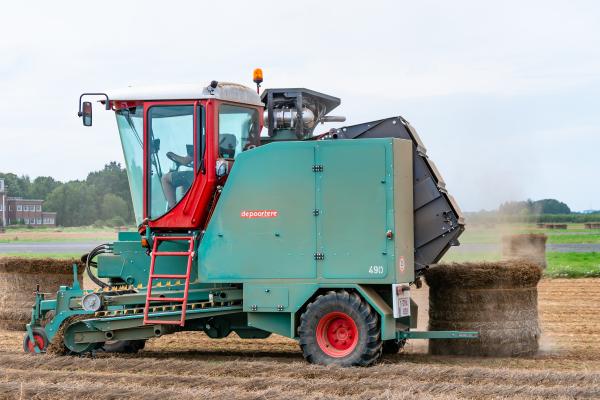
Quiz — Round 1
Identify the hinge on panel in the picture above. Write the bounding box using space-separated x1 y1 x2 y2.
313 209 320 216
312 164 324 172
314 252 325 260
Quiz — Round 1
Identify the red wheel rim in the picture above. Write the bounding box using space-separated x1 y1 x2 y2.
26 334 45 353
315 312 359 357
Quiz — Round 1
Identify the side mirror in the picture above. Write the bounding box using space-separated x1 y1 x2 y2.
78 93 109 126
82 101 92 126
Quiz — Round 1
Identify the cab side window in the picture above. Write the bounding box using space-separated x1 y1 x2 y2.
218 105 259 159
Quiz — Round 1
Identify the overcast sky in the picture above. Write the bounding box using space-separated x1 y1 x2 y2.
0 1 598 211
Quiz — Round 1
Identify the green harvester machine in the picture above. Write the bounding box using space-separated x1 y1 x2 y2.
24 71 476 366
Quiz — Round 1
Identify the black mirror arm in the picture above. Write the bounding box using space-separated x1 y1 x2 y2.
77 93 110 117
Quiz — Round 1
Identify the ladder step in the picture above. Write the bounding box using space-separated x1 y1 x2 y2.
150 274 188 279
153 251 191 256
148 297 185 302
143 319 184 326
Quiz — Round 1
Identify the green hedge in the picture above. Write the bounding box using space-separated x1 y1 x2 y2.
466 212 600 224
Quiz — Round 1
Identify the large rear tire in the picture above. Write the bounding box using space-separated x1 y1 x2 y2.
298 290 382 366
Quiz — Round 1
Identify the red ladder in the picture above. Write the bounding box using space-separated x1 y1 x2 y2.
143 235 195 326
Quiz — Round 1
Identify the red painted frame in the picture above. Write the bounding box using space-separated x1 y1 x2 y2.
143 99 217 230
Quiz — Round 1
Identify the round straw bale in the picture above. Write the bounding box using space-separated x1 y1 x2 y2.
425 261 542 357
0 258 83 331
502 233 547 268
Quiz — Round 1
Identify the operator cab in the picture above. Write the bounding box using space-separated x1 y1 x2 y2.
82 81 263 231
78 75 346 233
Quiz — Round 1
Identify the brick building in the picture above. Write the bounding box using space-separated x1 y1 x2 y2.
0 179 57 227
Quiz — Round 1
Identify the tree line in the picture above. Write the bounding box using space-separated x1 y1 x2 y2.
467 198 600 224
498 199 571 215
0 162 134 227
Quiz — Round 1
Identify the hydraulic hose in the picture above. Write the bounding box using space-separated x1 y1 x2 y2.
81 244 112 289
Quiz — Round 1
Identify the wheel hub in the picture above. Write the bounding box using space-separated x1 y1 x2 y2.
316 311 359 357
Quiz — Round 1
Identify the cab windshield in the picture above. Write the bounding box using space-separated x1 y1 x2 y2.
115 107 144 225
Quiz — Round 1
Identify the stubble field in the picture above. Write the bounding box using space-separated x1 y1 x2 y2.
0 278 598 399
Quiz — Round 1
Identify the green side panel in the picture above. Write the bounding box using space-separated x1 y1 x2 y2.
97 254 128 279
244 285 289 311
316 141 390 279
200 138 410 284
243 283 317 313
243 283 318 337
99 233 150 287
200 142 316 281
247 312 293 337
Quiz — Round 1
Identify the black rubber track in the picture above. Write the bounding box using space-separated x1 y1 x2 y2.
298 290 382 367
